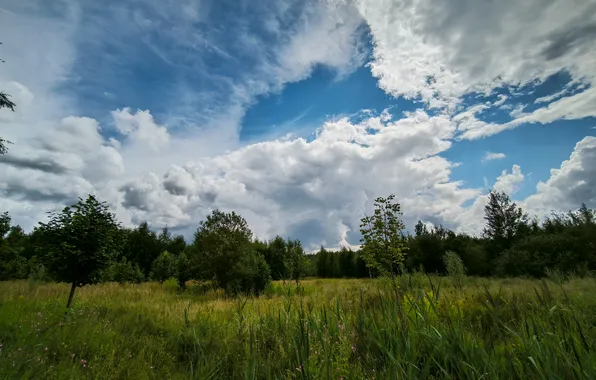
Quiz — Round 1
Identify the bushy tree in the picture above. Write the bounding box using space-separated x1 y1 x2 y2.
37 195 120 308
151 251 178 283
191 210 271 294
101 257 144 284
264 236 288 280
483 190 528 257
286 239 308 284
176 251 191 288
360 195 409 278
121 221 162 277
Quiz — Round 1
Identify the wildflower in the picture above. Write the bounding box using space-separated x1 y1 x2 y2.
80 359 87 368
352 345 356 353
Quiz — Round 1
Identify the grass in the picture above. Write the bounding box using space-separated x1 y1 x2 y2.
1 275 596 379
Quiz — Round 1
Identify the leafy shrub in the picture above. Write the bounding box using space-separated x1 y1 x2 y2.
151 251 178 283
186 280 216 295
162 277 180 292
100 257 145 284
224 251 271 295
443 251 466 288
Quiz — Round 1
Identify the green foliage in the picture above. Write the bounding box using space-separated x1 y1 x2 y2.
36 195 120 307
191 209 271 295
285 239 308 283
100 257 144 284
151 251 178 283
360 194 409 277
483 190 529 255
175 251 191 288
443 250 466 288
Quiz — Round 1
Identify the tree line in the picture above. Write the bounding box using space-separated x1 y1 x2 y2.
1 190 595 307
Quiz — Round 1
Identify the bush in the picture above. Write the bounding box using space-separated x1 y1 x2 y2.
162 277 180 292
101 257 145 284
224 251 271 296
443 251 466 288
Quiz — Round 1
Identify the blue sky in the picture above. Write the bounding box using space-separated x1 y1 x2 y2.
1 0 595 248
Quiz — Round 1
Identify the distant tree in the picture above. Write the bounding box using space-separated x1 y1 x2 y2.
414 220 428 236
285 239 308 284
151 251 178 283
37 195 120 308
101 257 144 284
121 221 162 277
168 234 187 256
175 251 191 288
338 247 356 278
483 190 528 257
359 195 409 278
264 236 288 280
192 209 271 294
316 246 329 278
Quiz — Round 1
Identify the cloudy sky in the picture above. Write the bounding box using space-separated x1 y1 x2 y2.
1 0 595 249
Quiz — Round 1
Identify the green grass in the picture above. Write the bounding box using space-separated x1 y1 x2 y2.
1 276 596 379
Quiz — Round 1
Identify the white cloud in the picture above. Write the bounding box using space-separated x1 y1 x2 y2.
356 0 596 107
482 152 506 162
2 0 596 251
493 165 524 194
112 108 170 152
524 136 596 217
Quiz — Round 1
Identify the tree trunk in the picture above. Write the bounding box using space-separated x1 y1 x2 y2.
66 282 77 309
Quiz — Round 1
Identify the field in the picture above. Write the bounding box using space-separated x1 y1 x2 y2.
1 276 596 379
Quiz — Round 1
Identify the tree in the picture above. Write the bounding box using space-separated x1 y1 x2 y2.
121 221 162 277
264 236 288 280
483 190 528 258
285 239 308 284
176 251 191 288
37 195 120 308
192 209 271 294
1 42 16 155
151 251 178 283
359 195 409 278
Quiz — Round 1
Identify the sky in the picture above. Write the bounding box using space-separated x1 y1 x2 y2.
1 0 595 250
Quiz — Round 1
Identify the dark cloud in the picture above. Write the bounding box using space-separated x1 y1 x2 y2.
542 23 596 61
0 154 69 174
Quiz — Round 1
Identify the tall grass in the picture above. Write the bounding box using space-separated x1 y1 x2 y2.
1 276 595 379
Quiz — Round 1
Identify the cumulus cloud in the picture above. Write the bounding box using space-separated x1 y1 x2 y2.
524 136 596 216
482 152 506 162
112 108 170 152
115 109 486 248
2 0 596 250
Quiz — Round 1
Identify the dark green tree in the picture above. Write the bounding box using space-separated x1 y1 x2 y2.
286 239 308 284
37 195 120 308
192 209 271 294
483 190 528 259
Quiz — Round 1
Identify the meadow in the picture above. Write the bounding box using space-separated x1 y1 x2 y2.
1 276 596 379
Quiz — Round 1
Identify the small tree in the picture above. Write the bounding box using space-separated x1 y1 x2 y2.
359 195 409 279
37 195 120 308
176 251 191 288
443 251 466 289
483 190 528 258
151 251 178 283
285 239 308 285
